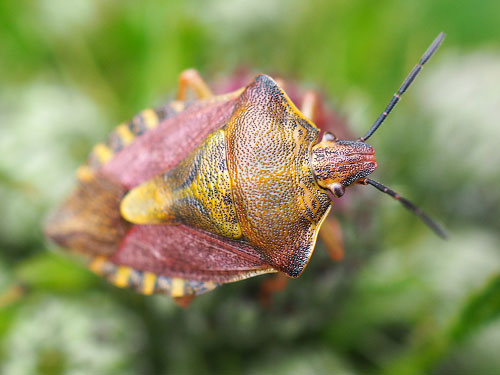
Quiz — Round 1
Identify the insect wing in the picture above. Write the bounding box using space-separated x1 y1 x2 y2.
101 95 241 189
113 224 274 283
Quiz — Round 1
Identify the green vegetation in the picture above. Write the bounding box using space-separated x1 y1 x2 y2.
1 0 499 373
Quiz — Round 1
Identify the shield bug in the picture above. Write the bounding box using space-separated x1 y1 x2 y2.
45 33 446 304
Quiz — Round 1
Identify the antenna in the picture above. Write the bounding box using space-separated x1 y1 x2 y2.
358 32 445 142
359 178 447 239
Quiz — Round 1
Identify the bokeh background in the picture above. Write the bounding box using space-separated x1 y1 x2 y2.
1 0 500 374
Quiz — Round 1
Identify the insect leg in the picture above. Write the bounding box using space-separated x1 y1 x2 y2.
259 273 289 306
274 77 287 91
300 90 321 122
318 215 345 261
177 69 213 100
173 295 196 308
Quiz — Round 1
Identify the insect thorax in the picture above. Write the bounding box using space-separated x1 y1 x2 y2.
162 129 242 239
223 75 332 276
120 74 333 277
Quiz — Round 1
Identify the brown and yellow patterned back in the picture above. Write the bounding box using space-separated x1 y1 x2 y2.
225 75 332 277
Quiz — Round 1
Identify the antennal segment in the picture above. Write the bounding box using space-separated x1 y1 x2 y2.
358 32 445 142
358 178 447 239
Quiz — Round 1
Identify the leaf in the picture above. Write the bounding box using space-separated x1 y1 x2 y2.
449 273 500 343
14 252 96 293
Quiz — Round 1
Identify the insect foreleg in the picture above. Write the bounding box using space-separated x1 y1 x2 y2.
318 215 345 261
300 90 321 122
177 69 213 100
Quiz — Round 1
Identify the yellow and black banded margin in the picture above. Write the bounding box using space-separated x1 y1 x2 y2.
88 256 218 297
87 102 187 170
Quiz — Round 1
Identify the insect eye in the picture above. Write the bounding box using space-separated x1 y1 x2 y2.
323 132 337 142
329 183 345 198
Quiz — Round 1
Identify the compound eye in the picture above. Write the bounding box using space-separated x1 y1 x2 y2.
323 132 337 142
329 183 345 198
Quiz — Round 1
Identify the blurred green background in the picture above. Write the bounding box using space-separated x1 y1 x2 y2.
1 0 500 374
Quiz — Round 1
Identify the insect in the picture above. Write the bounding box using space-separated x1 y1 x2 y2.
45 33 446 305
